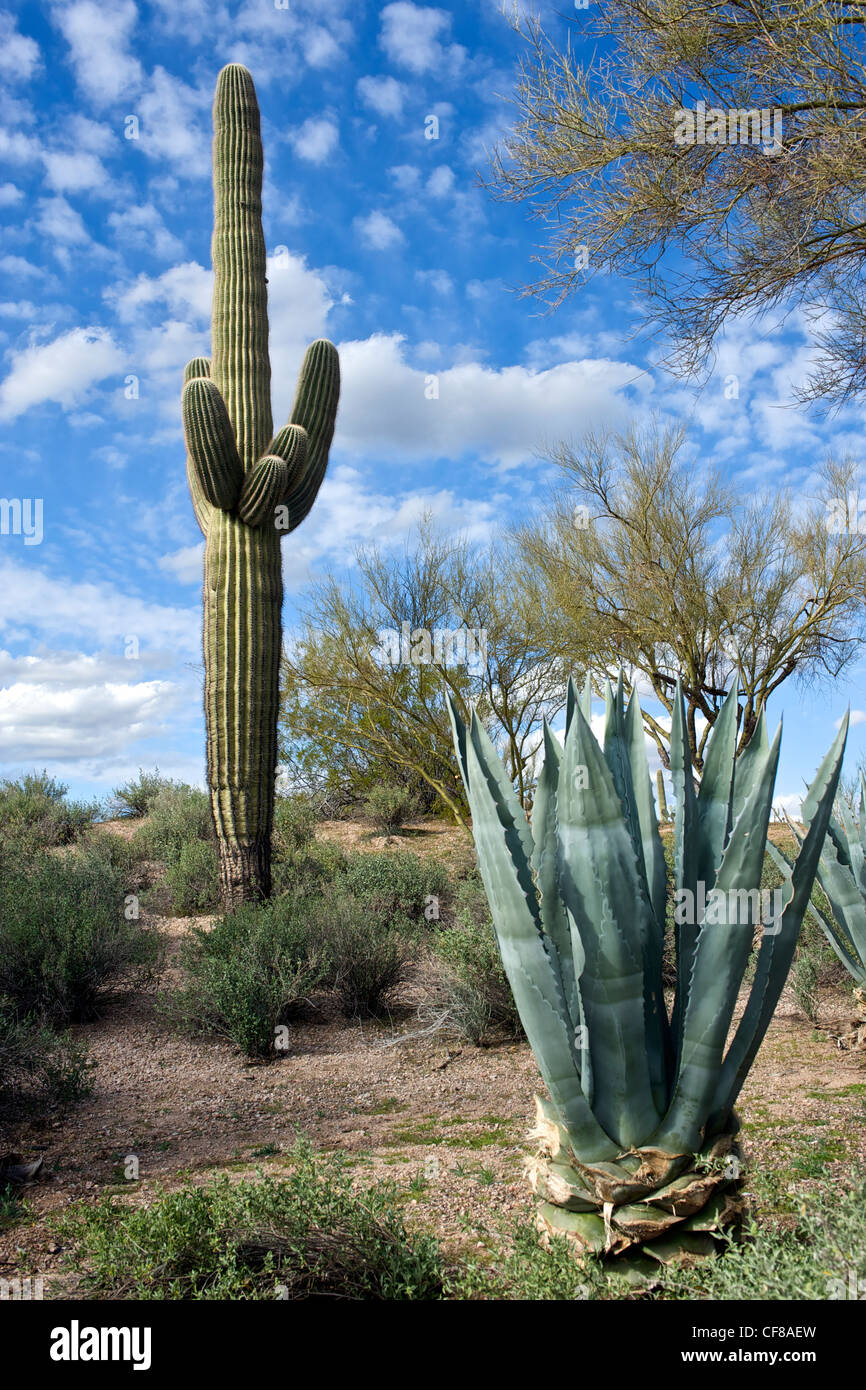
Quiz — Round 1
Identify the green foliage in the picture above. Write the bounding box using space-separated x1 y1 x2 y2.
315 892 419 1017
362 783 420 836
164 840 220 915
109 768 175 818
342 850 448 921
433 875 523 1045
0 1009 94 1111
55 1139 445 1300
271 807 347 898
0 770 99 852
272 795 318 856
659 1179 866 1301
166 897 326 1057
0 846 158 1026
132 785 213 868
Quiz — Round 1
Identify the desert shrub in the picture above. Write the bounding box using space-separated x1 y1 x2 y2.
84 831 151 887
0 847 158 1025
131 785 213 867
109 768 175 818
0 771 99 851
55 1138 445 1300
164 840 220 915
272 795 318 856
433 874 522 1045
361 784 420 837
166 897 326 1057
0 1009 94 1111
659 1178 866 1300
316 892 419 1016
271 833 347 898
341 850 447 922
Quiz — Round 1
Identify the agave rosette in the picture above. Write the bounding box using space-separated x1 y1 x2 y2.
448 674 847 1273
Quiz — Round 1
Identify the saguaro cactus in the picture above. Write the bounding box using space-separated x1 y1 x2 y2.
182 64 340 906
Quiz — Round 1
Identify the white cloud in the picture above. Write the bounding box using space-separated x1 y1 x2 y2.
290 115 339 164
136 68 209 170
281 463 500 592
0 678 176 762
52 0 144 105
0 182 22 206
354 210 404 250
839 710 866 729
333 333 646 468
415 268 454 295
108 203 183 259
356 74 409 119
36 195 90 246
379 2 465 76
303 25 342 68
0 327 125 421
0 12 41 82
42 150 109 193
0 561 199 654
426 165 455 199
158 542 205 584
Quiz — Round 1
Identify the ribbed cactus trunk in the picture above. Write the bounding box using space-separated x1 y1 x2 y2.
182 65 340 908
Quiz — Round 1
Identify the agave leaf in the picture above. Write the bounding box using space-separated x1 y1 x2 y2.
556 701 662 1147
624 689 671 1110
707 714 849 1133
657 722 782 1153
669 681 699 1057
531 720 580 1033
625 690 667 931
859 773 866 856
580 671 593 724
695 685 739 890
457 711 617 1160
565 675 579 738
731 708 768 827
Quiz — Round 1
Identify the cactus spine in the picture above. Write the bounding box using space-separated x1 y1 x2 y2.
182 65 340 907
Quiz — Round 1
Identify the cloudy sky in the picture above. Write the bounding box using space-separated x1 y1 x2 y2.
0 0 863 810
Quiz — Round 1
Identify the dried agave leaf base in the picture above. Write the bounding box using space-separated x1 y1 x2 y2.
527 1097 746 1285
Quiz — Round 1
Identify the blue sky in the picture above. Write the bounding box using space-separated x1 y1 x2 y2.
0 0 863 813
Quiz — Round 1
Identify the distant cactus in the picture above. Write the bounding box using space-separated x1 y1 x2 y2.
182 65 340 906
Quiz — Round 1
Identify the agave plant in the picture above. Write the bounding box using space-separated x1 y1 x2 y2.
448 675 847 1277
770 772 866 1023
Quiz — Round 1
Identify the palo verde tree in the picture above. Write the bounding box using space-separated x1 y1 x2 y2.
182 65 340 906
280 521 565 824
491 2 866 404
516 422 866 773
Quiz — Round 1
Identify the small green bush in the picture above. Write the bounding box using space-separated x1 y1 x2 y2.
361 784 420 836
0 847 158 1025
341 850 447 921
166 897 326 1057
0 1009 94 1111
316 892 419 1017
272 796 318 856
131 785 213 868
0 771 99 851
109 768 175 818
164 840 219 915
271 833 347 898
55 1138 446 1300
433 875 522 1045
